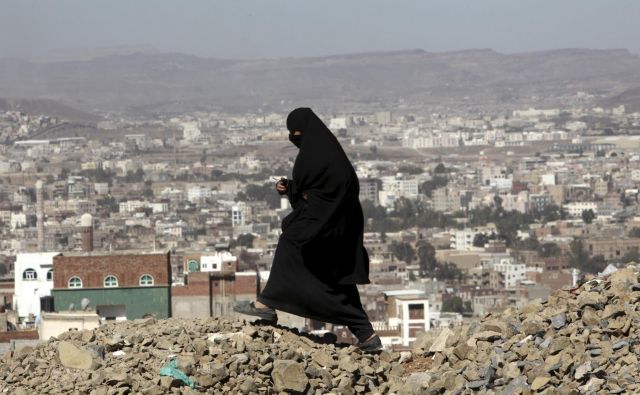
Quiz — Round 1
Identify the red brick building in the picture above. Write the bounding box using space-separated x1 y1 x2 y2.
52 251 172 320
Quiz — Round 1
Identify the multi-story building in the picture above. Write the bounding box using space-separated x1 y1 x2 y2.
564 202 598 217
359 178 379 205
13 252 61 320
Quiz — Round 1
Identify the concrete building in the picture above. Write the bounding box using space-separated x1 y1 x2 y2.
13 252 61 320
381 289 430 347
564 202 598 217
39 311 101 340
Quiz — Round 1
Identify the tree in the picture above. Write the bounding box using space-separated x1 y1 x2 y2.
621 247 640 263
495 211 534 246
435 262 464 282
408 270 417 282
434 163 447 174
568 239 590 269
390 241 416 264
420 175 448 197
416 240 438 277
568 239 606 274
581 209 596 224
243 183 282 209
397 164 424 175
441 296 465 314
473 233 490 248
236 233 255 248
630 227 640 238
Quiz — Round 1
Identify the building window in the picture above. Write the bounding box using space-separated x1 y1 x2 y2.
23 269 37 281
139 274 154 286
47 269 53 281
68 276 83 288
104 275 118 288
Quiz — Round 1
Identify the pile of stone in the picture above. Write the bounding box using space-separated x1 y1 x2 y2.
0 316 410 394
411 266 640 394
4 267 640 394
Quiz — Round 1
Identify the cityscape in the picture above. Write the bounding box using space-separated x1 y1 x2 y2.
3 98 640 349
3 1 640 393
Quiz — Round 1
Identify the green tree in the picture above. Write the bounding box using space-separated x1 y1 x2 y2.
434 163 447 174
568 239 589 269
420 176 448 197
236 233 256 248
242 183 282 209
390 241 416 263
435 262 464 282
397 164 424 175
416 240 438 277
581 209 596 224
473 233 489 248
621 247 640 263
629 227 640 238
441 296 465 314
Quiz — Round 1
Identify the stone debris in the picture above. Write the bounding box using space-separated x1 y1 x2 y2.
4 266 640 393
0 317 408 394
411 265 640 393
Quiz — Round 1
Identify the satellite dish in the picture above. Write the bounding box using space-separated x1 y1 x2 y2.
81 298 91 311
69 303 75 311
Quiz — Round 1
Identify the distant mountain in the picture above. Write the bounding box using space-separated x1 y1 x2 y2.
1 48 639 114
0 98 100 123
601 87 640 112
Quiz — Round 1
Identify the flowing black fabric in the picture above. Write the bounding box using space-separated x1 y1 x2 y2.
258 108 372 338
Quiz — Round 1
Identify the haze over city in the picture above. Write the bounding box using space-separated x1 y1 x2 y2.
1 0 640 60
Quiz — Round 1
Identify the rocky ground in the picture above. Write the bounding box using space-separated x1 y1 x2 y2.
0 317 410 394
2 265 640 394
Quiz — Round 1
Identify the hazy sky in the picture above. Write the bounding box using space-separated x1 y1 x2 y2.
2 0 639 60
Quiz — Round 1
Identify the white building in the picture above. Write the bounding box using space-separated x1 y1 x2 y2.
382 290 430 347
563 202 598 217
14 252 61 320
231 203 252 226
182 122 202 141
187 186 213 202
200 251 237 272
119 200 146 213
10 213 27 230
380 175 419 199
493 258 526 289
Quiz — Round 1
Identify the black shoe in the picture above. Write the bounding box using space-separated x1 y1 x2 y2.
357 335 383 353
233 301 277 323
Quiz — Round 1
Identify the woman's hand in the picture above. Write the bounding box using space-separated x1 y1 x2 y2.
302 191 308 200
276 180 287 195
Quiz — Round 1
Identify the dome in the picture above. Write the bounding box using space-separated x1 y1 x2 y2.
80 213 93 227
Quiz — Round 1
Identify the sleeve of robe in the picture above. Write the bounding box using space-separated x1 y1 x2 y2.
281 178 349 248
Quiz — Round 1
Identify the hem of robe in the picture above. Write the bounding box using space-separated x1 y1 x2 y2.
257 294 356 327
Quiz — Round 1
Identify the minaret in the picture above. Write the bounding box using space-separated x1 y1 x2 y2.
36 180 45 252
80 213 94 252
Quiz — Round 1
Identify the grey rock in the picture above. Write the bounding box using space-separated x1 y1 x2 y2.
57 341 101 370
271 360 308 393
550 313 567 330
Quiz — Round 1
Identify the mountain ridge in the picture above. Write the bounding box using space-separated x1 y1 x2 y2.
1 48 638 114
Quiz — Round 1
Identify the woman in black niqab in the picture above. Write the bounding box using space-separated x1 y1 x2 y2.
237 107 379 350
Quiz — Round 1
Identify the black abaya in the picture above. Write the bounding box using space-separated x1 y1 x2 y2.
258 108 373 341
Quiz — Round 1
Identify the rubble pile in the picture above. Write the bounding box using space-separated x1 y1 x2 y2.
411 266 640 394
4 267 640 394
0 317 409 394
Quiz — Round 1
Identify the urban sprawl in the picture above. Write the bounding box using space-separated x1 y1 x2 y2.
2 103 640 350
